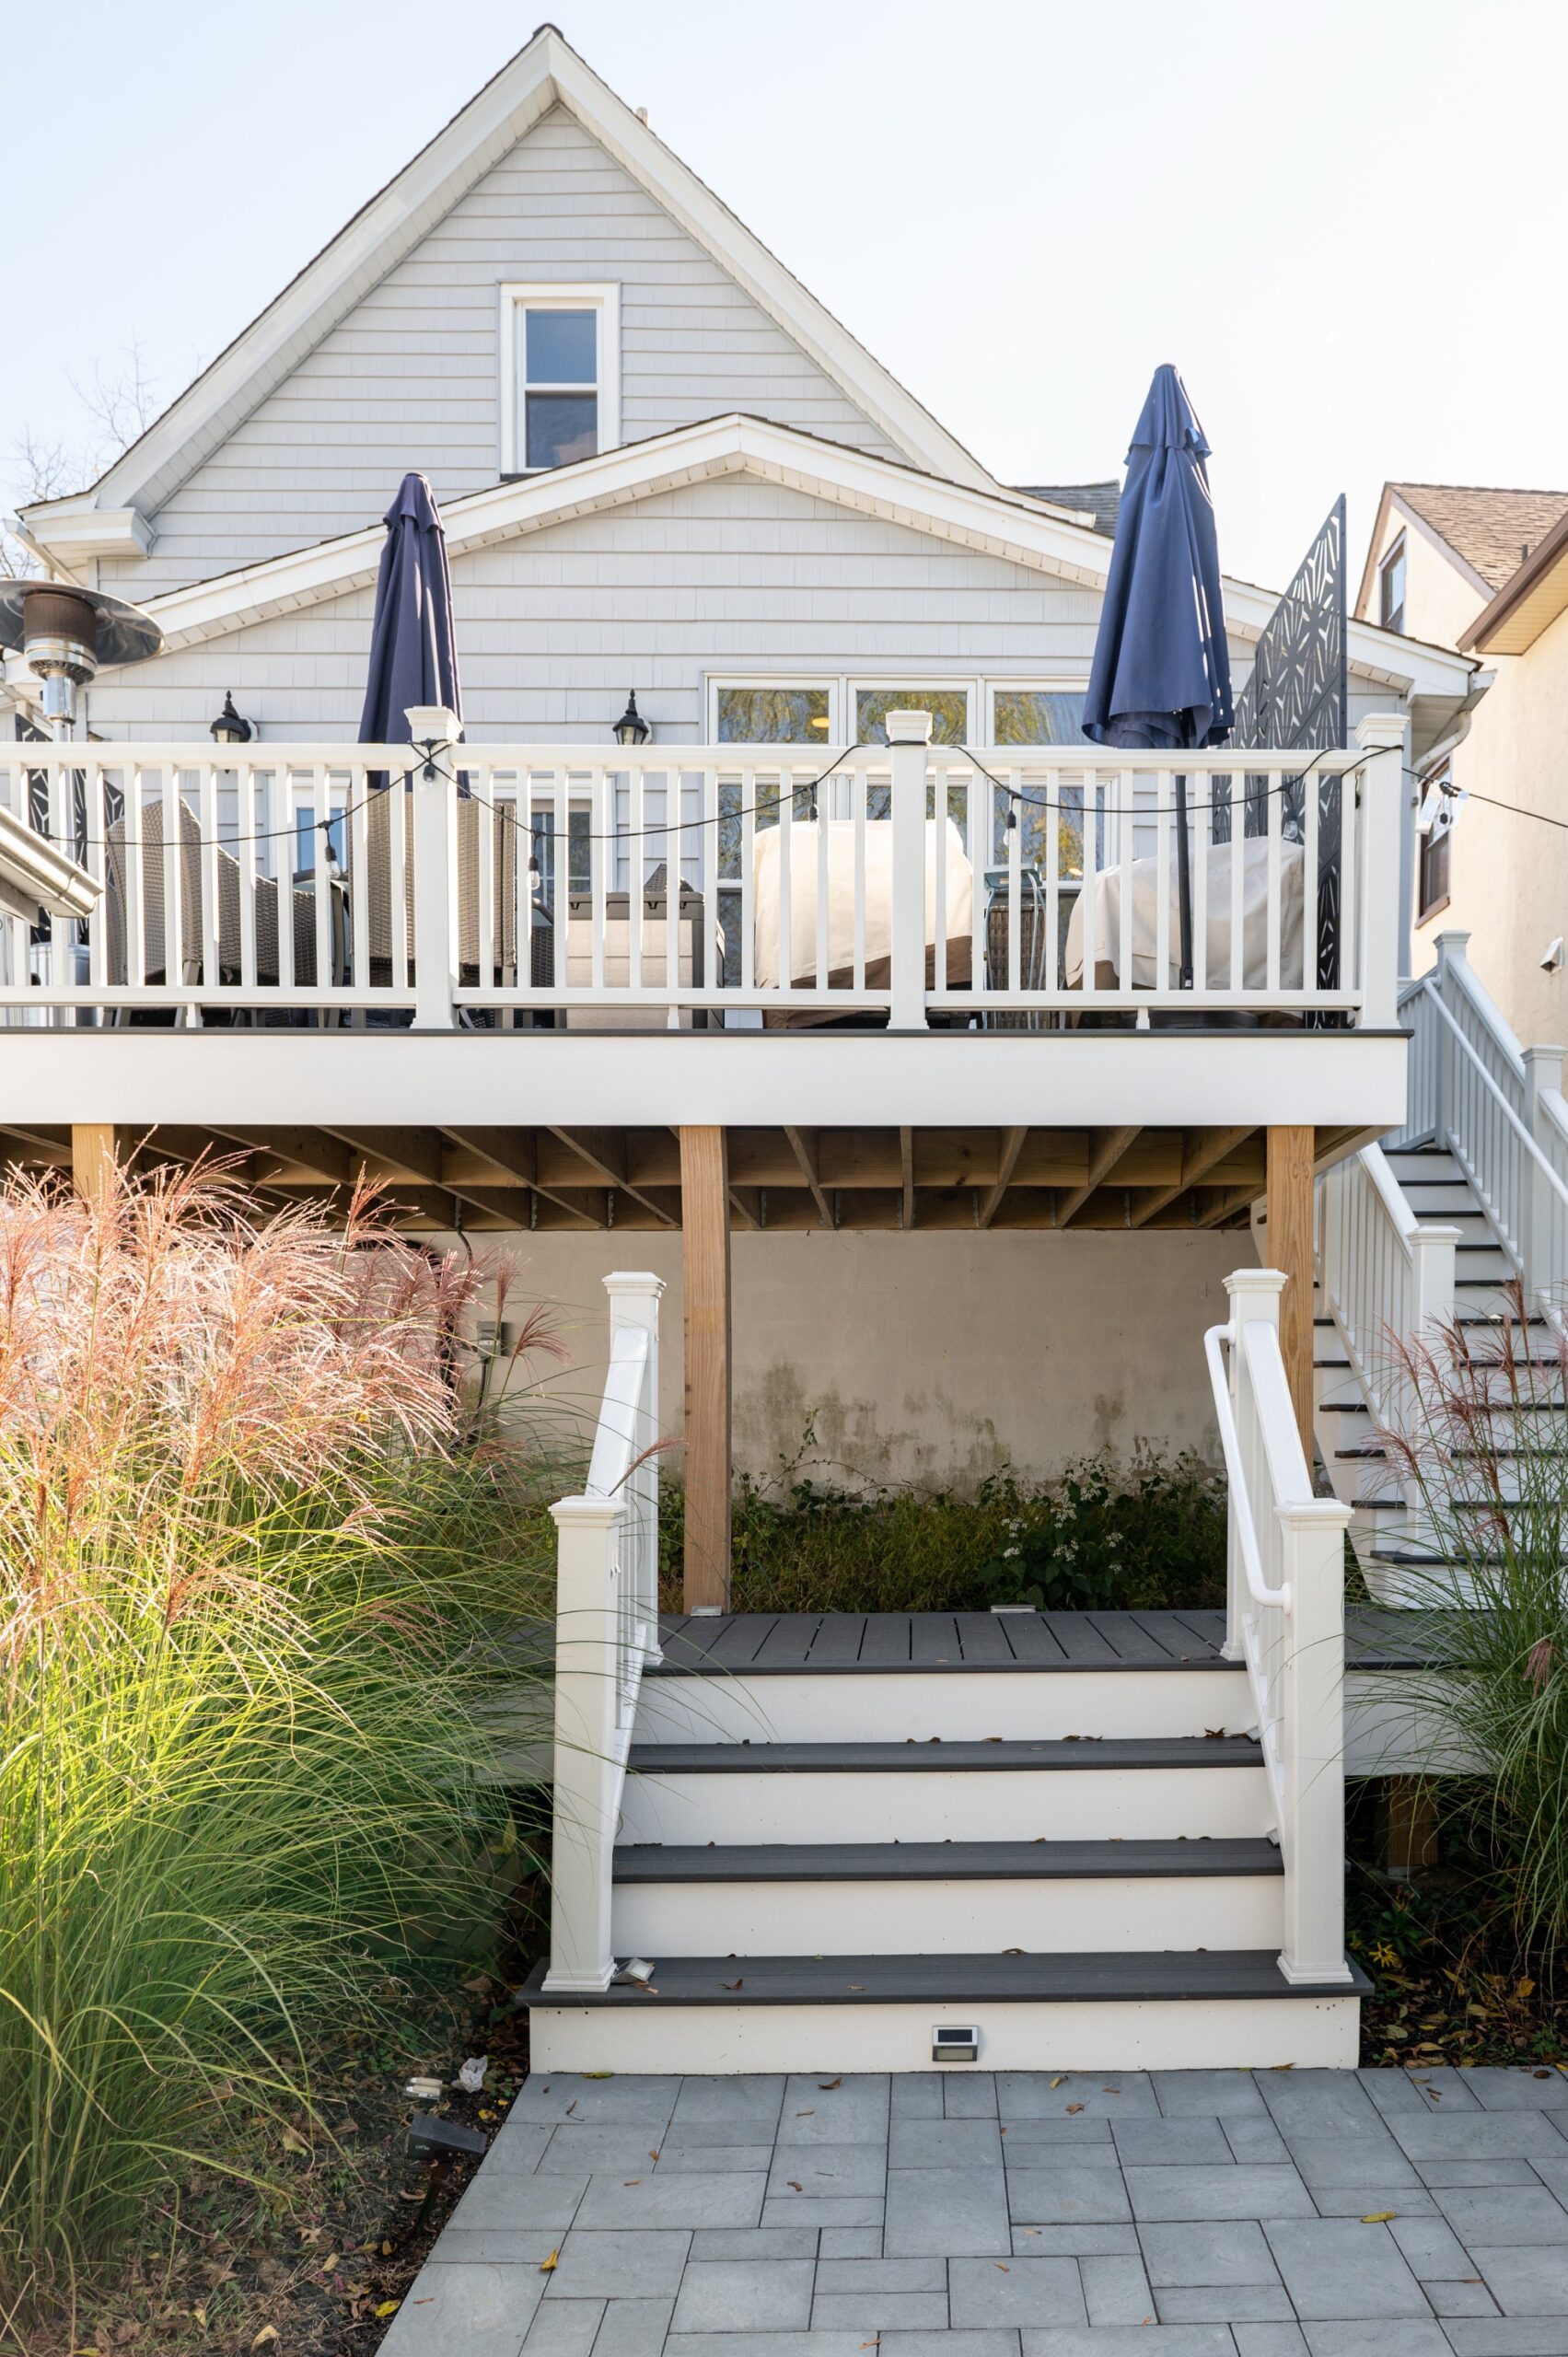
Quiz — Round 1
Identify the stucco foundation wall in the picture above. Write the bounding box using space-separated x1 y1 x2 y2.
474 1228 1244 1490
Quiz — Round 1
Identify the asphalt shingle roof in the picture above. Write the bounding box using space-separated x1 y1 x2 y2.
1014 482 1121 537
1394 482 1568 592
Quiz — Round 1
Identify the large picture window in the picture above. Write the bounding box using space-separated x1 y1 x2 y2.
714 686 832 743
853 686 970 746
992 687 1087 746
499 285 620 476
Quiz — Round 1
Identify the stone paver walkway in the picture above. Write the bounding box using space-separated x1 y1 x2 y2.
382 2068 1568 2357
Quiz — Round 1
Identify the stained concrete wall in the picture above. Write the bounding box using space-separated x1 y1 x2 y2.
464 1227 1244 1492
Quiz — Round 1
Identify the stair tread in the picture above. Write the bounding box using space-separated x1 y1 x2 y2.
629 1736 1263 1774
519 1948 1367 2007
651 1610 1237 1677
613 1837 1283 1882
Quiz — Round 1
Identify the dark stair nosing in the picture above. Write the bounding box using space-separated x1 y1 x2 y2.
518 1947 1368 2008
612 1836 1283 1883
628 1736 1264 1775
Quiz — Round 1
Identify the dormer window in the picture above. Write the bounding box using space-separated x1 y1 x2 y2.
499 284 620 476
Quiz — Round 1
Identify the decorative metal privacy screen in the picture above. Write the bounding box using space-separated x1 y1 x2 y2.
1213 496 1348 1000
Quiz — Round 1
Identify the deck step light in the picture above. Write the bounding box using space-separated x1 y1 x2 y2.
932 2024 980 2063
406 2111 487 2161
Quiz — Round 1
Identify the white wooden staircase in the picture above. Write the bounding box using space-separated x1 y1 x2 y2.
520 1270 1363 2074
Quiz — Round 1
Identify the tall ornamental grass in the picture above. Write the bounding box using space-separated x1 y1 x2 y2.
1377 1289 1568 1972
0 1164 559 2308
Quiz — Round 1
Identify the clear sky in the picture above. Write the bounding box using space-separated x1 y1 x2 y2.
7 0 1565 593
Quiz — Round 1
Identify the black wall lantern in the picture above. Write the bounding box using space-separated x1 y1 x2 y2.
210 691 253 746
611 691 649 748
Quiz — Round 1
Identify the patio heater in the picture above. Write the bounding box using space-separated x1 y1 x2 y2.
0 581 162 1002
0 579 163 739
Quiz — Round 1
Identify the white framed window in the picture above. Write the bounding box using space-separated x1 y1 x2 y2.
707 679 842 743
499 284 620 476
1379 534 1407 634
987 682 1089 748
851 680 973 747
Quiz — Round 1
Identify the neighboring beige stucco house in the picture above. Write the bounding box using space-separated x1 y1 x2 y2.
1357 482 1568 1042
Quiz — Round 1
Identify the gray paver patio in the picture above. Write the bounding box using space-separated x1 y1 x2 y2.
380 2069 1568 2357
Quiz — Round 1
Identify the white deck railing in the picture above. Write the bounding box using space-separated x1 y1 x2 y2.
1318 1143 1459 1451
1206 1268 1353 1985
1396 933 1568 1312
0 714 1404 1030
543 1272 663 1995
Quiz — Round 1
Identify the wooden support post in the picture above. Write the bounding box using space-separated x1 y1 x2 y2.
679 1125 732 1611
1382 1778 1439 1880
1267 1124 1316 1456
71 1124 120 1208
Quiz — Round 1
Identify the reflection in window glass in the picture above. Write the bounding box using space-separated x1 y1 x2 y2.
993 689 1087 746
526 392 597 470
526 310 598 383
854 689 969 746
715 687 831 743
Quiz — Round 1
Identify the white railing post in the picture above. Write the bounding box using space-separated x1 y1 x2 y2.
1275 1497 1355 1985
1220 1266 1288 1660
602 1271 666 1665
1431 930 1470 1147
885 708 932 1031
1353 714 1407 1032
406 707 461 1029
1521 1045 1566 1304
542 1493 625 1993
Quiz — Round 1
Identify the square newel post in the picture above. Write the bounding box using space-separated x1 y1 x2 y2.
885 708 933 1032
542 1493 624 1993
1276 1493 1354 1986
405 704 461 1029
602 1270 666 1663
679 1126 732 1611
1353 714 1406 1031
1266 1125 1316 1457
1221 1266 1288 1660
1432 929 1472 1146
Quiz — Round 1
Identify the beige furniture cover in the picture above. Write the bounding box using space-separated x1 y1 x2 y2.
1064 835 1306 992
751 817 975 1004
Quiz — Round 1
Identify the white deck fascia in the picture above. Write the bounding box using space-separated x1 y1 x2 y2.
0 1028 1408 1134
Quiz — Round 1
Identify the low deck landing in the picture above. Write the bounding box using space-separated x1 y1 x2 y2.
654 1607 1434 1675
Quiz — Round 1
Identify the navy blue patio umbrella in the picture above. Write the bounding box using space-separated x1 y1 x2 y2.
1082 366 1233 988
359 470 462 749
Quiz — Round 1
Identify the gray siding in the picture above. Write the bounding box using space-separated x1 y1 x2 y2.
85 472 1398 746
101 110 902 599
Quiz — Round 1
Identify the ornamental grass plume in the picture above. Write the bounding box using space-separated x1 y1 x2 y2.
0 1160 562 2312
1373 1283 1568 1974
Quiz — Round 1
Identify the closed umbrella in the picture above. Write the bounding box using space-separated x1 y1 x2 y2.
359 471 461 747
1082 366 1233 988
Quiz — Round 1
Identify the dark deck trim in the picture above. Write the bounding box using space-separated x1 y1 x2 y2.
628 1736 1263 1775
519 1947 1369 2008
612 1836 1283 1882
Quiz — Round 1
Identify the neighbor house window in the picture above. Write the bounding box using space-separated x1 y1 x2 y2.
714 686 833 742
499 284 620 476
991 687 1088 746
1379 534 1407 634
853 686 970 746
1417 763 1453 922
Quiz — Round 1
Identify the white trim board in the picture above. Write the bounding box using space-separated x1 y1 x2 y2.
43 410 1476 712
19 26 995 542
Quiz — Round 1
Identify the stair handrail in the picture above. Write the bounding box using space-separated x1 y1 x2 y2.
1317 1142 1459 1469
1206 1268 1354 1986
542 1271 665 1995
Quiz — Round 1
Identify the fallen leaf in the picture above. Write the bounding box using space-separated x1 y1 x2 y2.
1362 2212 1398 2223
1066 2102 1084 2114
540 2249 559 2272
280 2126 308 2154
583 2072 615 2080
1050 2074 1063 2089
564 2100 577 2117
993 2261 1011 2272
251 2334 279 2353
796 2109 815 2117
819 2077 842 2090
1004 1947 1025 1956
649 2149 660 2160
375 2302 401 2320
723 1979 744 1991
847 1984 865 1991
623 2179 641 2187
788 2180 804 2192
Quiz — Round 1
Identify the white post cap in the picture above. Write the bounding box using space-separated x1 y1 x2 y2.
884 709 934 745
404 704 461 744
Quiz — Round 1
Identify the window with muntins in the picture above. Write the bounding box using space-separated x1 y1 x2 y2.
500 286 620 475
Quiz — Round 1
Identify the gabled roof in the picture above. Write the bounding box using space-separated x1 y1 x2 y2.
59 412 1471 716
1460 502 1568 656
21 25 995 552
1014 482 1121 537
1356 481 1568 614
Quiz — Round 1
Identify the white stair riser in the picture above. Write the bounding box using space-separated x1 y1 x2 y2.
634 1667 1247 1747
529 1993 1359 2073
612 1872 1283 1956
619 1765 1269 1845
